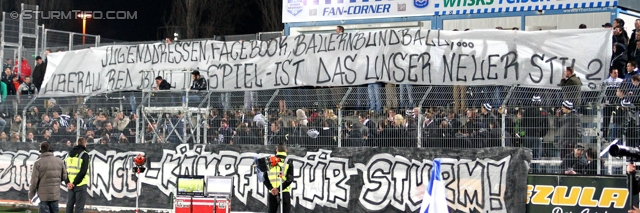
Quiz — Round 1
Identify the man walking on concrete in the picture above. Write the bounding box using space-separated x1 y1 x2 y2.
66 138 90 213
29 142 66 213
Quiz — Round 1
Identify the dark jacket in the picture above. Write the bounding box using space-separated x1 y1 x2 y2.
29 152 66 202
559 153 587 173
32 63 46 90
158 80 171 90
555 111 583 147
66 145 90 186
611 43 628 74
190 77 207 91
522 106 550 138
560 74 583 106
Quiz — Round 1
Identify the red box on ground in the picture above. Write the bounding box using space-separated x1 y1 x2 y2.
174 197 231 213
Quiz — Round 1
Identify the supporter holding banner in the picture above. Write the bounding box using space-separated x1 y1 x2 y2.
41 29 611 97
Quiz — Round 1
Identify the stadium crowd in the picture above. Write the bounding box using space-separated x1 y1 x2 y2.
1 22 639 175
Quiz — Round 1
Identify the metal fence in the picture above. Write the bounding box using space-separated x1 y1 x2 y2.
6 83 636 176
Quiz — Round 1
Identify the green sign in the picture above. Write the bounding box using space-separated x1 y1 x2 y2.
527 175 637 212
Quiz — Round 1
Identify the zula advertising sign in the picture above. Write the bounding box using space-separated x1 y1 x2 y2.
527 175 638 213
282 0 619 23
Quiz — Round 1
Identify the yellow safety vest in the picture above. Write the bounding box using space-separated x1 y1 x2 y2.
268 152 290 193
66 151 89 187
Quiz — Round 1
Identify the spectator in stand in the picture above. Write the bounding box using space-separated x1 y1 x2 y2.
113 112 130 132
336 26 344 34
602 22 612 28
626 61 639 82
614 27 629 45
2 68 15 96
189 71 207 107
25 132 35 143
612 43 628 74
38 114 53 132
14 57 32 80
268 122 287 145
579 24 587 29
2 58 12 71
620 75 640 105
0 132 8 143
631 30 640 60
47 99 62 116
84 108 96 131
50 121 63 143
559 67 582 109
582 148 602 175
64 123 77 140
559 144 587 174
218 119 234 144
154 76 171 90
99 122 116 139
359 112 377 146
629 20 640 52
51 111 69 128
32 56 46 90
92 112 108 131
478 103 497 127
40 129 52 142
631 40 640 66
555 101 583 160
11 76 21 98
10 115 22 135
607 68 624 88
9 132 19 142
614 18 630 43
604 70 623 141
85 129 96 143
17 76 37 106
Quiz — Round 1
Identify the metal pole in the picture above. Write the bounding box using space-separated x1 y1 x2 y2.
416 86 433 148
136 104 141 144
21 96 37 142
337 87 353 148
34 6 39 58
17 4 24 79
95 35 101 47
500 85 517 147
265 90 280 145
68 33 73 51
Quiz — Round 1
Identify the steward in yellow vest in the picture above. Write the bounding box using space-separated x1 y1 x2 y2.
65 138 90 213
262 143 294 213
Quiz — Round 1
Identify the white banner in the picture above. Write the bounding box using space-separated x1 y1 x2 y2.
41 29 611 97
282 0 618 23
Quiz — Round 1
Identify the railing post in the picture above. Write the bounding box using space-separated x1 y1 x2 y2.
500 85 517 147
21 95 37 142
264 90 280 145
337 87 353 148
416 86 433 148
68 32 74 51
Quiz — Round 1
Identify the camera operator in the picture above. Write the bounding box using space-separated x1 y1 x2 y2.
620 99 640 148
626 163 640 212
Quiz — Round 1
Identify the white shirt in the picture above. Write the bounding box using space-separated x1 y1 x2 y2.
363 119 370 126
604 77 623 88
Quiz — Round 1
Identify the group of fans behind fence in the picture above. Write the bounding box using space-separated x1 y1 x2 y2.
4 22 640 176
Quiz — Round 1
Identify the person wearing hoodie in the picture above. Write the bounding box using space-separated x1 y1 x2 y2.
65 138 90 213
611 43 628 75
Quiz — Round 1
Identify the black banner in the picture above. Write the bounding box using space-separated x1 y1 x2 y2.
0 143 529 212
527 174 638 213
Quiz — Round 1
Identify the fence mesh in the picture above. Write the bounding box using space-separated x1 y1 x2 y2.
3 12 20 44
6 84 623 176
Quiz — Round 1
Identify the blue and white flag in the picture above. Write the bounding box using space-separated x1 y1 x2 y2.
420 159 449 213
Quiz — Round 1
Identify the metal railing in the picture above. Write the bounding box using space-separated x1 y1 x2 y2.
5 83 634 176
